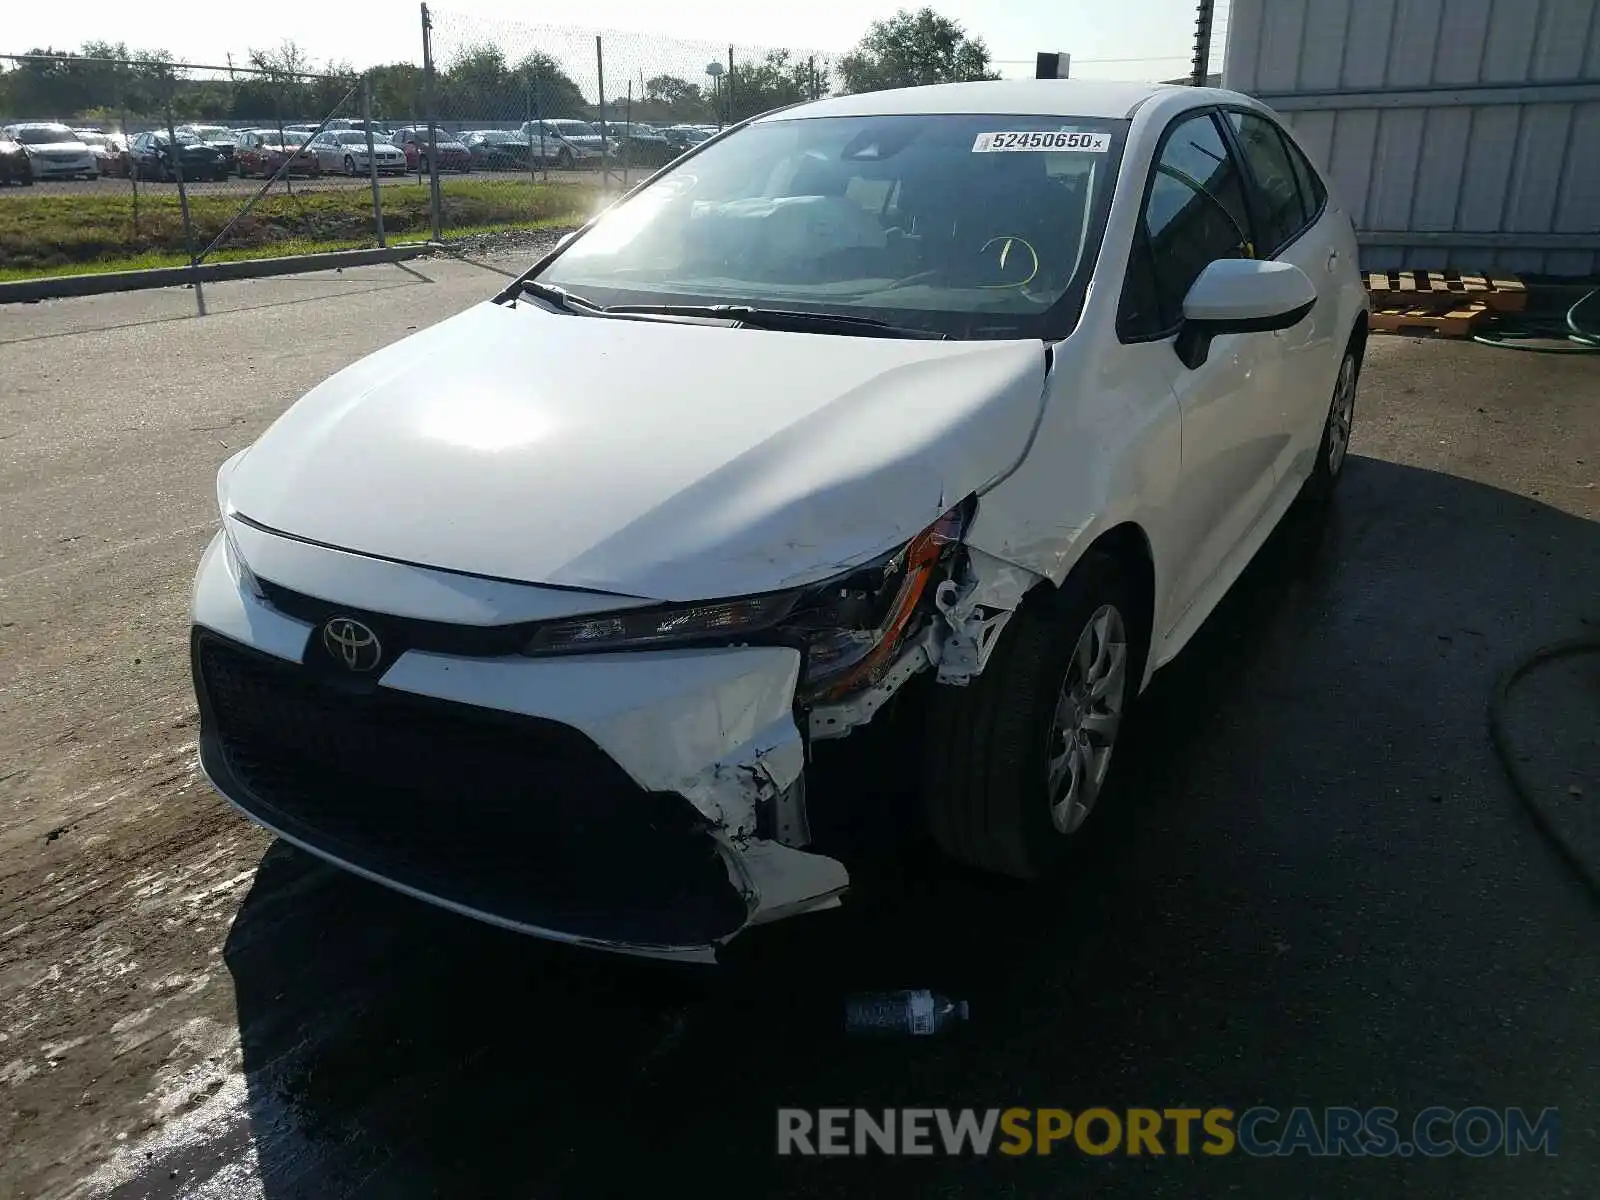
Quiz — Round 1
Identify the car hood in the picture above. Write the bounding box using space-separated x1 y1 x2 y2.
27 141 90 153
225 301 1047 601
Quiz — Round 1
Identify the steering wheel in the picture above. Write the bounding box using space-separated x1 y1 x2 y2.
976 235 1041 289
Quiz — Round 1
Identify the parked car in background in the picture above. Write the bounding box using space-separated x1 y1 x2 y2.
178 125 238 173
462 129 532 171
1 123 97 180
324 118 392 137
233 129 320 178
389 127 472 174
0 132 33 185
128 131 232 182
73 129 128 176
518 119 609 169
306 129 408 175
661 124 715 151
597 122 676 169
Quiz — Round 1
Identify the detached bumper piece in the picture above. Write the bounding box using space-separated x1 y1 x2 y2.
192 631 749 957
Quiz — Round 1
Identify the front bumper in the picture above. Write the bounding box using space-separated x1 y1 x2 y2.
190 529 848 961
30 157 94 177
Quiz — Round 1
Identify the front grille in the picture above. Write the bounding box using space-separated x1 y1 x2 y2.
256 576 534 657
193 631 747 944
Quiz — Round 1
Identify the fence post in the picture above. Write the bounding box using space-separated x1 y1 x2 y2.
727 46 735 125
124 105 138 235
1191 0 1216 86
362 75 385 247
421 2 443 241
623 83 631 189
536 75 547 182
277 107 291 196
164 106 205 317
595 35 609 188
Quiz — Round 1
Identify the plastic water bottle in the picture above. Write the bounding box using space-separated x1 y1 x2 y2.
845 990 969 1036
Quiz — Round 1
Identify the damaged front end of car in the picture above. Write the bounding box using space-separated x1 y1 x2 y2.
653 499 1047 957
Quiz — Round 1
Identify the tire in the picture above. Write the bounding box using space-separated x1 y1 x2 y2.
924 551 1146 880
344 155 357 176
1303 342 1361 502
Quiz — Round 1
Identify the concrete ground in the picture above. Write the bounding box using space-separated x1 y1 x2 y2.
1 260 1596 1199
4 167 611 200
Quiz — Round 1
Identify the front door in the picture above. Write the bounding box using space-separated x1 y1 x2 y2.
1117 109 1283 633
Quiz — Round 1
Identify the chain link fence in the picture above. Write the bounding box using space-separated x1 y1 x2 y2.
0 53 445 281
420 5 838 226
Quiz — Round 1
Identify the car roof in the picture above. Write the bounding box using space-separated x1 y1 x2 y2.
759 78 1188 122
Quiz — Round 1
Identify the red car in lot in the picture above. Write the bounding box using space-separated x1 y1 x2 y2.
233 129 321 178
390 128 472 173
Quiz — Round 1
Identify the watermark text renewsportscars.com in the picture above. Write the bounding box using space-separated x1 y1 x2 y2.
776 1106 1559 1158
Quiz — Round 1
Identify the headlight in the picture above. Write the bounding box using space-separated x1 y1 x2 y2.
222 527 265 599
519 504 969 701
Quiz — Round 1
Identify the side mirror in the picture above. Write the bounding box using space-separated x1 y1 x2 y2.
1175 258 1317 369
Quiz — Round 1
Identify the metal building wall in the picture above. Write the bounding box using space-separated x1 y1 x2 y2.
1223 0 1600 276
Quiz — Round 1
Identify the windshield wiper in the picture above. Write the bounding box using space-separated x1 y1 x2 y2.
600 303 949 340
516 279 605 313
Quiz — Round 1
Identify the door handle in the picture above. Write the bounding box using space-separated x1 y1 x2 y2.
1327 249 1340 272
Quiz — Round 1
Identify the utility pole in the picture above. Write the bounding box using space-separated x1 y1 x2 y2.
1191 0 1216 87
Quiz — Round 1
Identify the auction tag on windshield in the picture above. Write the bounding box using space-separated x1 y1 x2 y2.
972 130 1111 153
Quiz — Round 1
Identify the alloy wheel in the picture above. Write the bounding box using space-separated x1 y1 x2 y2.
1326 354 1357 475
1045 604 1128 834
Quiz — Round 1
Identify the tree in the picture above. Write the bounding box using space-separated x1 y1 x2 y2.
515 52 586 121
367 62 425 124
839 8 998 94
234 40 356 122
643 74 709 121
726 50 828 122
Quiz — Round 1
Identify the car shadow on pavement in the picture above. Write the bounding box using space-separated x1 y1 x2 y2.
220 455 1600 1199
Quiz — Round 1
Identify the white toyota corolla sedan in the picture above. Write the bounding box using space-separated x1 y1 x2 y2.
192 80 1366 960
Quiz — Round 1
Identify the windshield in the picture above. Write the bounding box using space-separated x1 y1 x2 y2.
75 132 110 146
270 131 309 146
16 125 77 144
189 127 229 139
549 121 597 138
333 132 372 144
536 112 1126 341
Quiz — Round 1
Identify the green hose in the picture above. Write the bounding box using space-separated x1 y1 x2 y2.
1472 287 1600 353
1488 637 1600 902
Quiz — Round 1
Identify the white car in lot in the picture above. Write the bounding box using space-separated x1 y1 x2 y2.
2 123 98 179
305 129 407 175
193 80 1366 960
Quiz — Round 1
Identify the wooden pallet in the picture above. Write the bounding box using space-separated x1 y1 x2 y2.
1369 301 1491 338
1365 271 1527 313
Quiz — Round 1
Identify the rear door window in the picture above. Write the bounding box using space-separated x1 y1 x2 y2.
1227 110 1312 254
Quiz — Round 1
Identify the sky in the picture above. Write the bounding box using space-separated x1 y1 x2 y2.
6 0 1228 83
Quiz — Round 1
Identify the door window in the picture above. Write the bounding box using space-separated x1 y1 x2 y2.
1226 111 1311 254
1120 111 1255 338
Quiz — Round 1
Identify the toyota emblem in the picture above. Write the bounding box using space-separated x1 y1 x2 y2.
321 616 383 673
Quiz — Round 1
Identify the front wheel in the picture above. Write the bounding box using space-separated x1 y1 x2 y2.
1304 344 1360 501
923 551 1145 880
344 155 357 176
